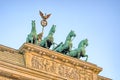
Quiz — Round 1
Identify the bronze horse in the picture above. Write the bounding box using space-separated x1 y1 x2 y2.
67 39 88 61
40 25 56 49
53 30 76 54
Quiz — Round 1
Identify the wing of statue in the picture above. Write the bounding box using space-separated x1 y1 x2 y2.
39 11 44 19
46 14 51 19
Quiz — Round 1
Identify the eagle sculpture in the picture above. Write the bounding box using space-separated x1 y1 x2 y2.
39 11 51 20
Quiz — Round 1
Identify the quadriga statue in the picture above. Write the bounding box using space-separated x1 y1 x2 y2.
67 39 88 61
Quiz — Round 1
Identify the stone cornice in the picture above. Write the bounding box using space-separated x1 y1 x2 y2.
0 44 18 53
20 43 102 74
98 75 112 80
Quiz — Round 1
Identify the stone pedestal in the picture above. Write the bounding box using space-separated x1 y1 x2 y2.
0 43 111 80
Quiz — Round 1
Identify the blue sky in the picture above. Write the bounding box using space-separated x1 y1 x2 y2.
0 0 120 79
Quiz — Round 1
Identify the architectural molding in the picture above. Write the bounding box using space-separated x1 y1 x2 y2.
0 43 111 80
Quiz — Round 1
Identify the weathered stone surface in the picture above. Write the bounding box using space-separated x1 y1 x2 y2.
0 76 13 80
0 43 111 80
0 44 25 66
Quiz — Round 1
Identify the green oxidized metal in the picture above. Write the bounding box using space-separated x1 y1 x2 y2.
40 25 56 49
26 20 38 44
67 39 88 61
53 30 76 54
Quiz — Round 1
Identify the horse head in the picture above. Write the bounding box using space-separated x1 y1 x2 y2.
70 30 76 38
49 25 56 34
66 30 76 41
78 39 88 48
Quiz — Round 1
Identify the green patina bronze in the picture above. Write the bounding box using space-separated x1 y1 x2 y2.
53 30 76 54
40 25 56 49
26 11 89 61
26 20 38 44
67 39 88 61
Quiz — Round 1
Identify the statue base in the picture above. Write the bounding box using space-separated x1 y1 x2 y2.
0 43 111 80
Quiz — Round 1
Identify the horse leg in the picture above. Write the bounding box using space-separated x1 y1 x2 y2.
45 41 48 48
84 55 88 62
77 52 81 59
66 52 70 56
31 38 33 44
55 44 63 52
